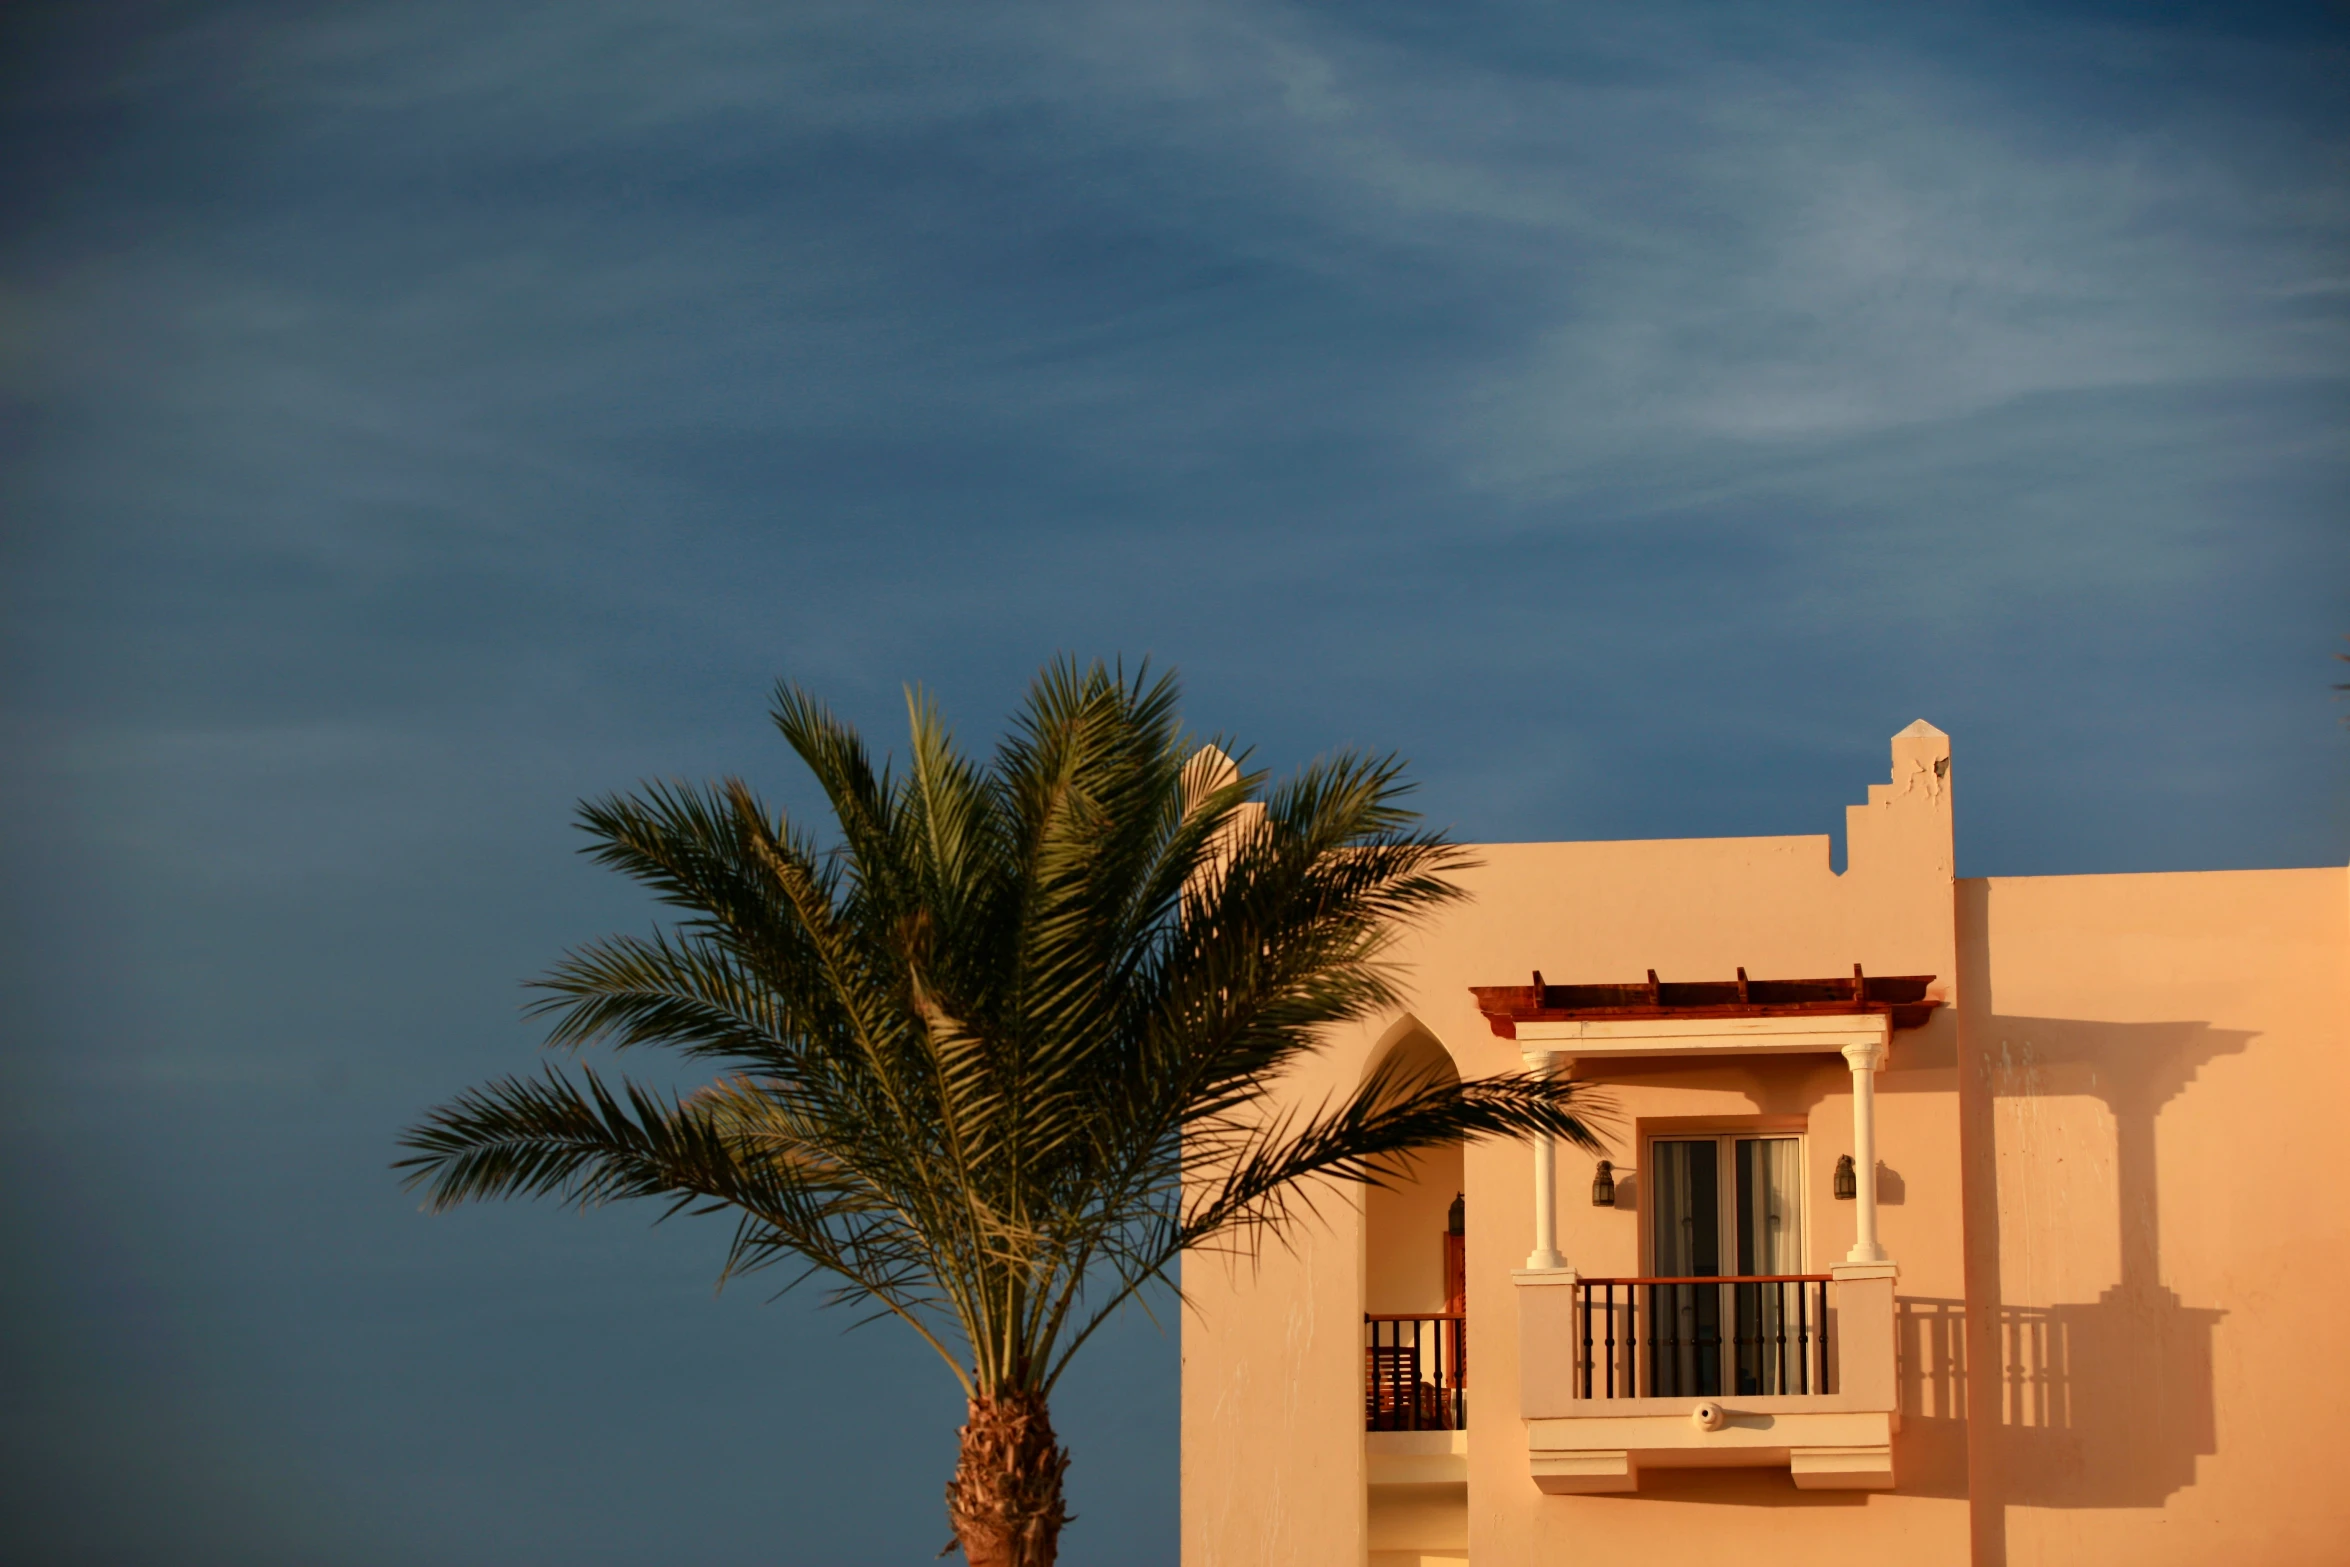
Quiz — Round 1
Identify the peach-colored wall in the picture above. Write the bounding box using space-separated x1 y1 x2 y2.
1958 866 2350 1567
1365 1144 1462 1317
1181 727 2349 1567
1181 1031 1368 1567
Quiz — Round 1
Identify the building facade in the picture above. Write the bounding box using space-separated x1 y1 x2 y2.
1180 723 2350 1567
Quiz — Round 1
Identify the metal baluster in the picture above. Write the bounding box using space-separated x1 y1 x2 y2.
1820 1280 1833 1395
1381 1318 1391 1431
1699 1283 1712 1398
1417 1319 1428 1431
1796 1279 1810 1394
1434 1318 1445 1431
1412 1319 1423 1432
1698 1282 1707 1397
1640 1284 1649 1398
1741 1280 1754 1395
1380 1319 1390 1431
1442 1317 1452 1429
1664 1282 1674 1397
1629 1283 1643 1399
1715 1282 1726 1398
1664 1283 1676 1398
1604 1284 1618 1398
1452 1316 1461 1430
1377 1319 1388 1431
1733 1280 1748 1395
1444 1316 1457 1431
1410 1325 1428 1437
1580 1285 1592 1400
1663 1282 1674 1398
1408 1319 1421 1431
1434 1318 1446 1431
1388 1319 1402 1430
1394 1319 1406 1432
1774 1280 1787 1395
1407 1319 1419 1431
1673 1282 1684 1398
1725 1282 1738 1394
1453 1316 1466 1430
1636 1284 1646 1399
1730 1280 1743 1394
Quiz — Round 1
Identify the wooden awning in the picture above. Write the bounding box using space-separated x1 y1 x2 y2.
1471 967 1940 1040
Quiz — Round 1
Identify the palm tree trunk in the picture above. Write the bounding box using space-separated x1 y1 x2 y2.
946 1390 1071 1567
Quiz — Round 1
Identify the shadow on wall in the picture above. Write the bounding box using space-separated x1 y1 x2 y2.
1955 1016 2248 1513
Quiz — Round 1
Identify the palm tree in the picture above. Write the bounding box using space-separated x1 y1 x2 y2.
397 660 1604 1566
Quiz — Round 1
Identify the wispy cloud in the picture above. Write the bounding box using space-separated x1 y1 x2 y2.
0 10 2342 1557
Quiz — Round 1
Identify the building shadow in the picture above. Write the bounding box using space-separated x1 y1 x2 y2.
1959 1011 2249 1549
1892 1294 1970 1498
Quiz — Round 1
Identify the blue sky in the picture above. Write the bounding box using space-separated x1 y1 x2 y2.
2 3 2344 1563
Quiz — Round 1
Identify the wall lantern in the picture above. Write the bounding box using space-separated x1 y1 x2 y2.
1591 1159 1616 1208
1834 1154 1858 1201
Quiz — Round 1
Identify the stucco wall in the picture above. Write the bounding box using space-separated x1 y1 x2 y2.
1365 1143 1463 1318
1958 865 2350 1566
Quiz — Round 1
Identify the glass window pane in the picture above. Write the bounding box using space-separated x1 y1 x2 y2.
1734 1137 1804 1275
1733 1137 1805 1395
1649 1139 1720 1277
1649 1139 1723 1396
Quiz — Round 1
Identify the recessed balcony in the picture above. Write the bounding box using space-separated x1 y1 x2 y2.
1366 1312 1467 1433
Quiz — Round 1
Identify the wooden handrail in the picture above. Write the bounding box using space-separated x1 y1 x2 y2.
1364 1311 1467 1322
1576 1274 1831 1286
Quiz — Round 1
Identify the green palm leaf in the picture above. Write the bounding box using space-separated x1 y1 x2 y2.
396 657 1604 1564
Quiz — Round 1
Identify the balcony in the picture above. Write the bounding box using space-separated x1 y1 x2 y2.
1473 965 1936 1494
1516 1263 1899 1492
1366 1313 1466 1432
1364 1312 1471 1491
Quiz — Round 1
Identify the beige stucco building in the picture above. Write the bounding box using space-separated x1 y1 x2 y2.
1181 722 2350 1567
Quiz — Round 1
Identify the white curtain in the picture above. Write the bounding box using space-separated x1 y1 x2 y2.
1736 1137 1803 1274
1649 1139 1712 1276
1735 1138 1805 1393
1647 1140 1719 1395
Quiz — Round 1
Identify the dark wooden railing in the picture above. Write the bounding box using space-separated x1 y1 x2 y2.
1364 1313 1466 1431
1573 1276 1833 1399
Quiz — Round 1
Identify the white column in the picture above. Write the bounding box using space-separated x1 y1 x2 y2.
1842 1039 1888 1264
1523 1048 1566 1270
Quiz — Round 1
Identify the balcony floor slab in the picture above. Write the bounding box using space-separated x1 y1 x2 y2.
1525 1408 1893 1493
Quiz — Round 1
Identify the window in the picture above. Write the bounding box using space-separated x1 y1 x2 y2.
1645 1132 1807 1396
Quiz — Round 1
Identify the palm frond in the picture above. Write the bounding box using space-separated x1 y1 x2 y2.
399 656 1611 1404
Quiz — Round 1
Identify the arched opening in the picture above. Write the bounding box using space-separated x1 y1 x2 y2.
1362 1020 1470 1567
1364 1024 1466 1327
